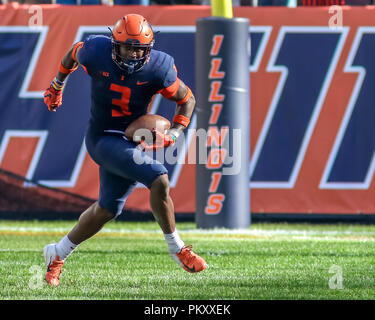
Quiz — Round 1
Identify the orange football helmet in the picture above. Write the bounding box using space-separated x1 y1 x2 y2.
110 14 155 73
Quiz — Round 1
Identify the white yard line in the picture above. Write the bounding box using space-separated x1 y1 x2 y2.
0 226 375 238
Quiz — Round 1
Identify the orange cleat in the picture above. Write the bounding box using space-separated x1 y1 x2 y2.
173 245 208 273
43 244 64 286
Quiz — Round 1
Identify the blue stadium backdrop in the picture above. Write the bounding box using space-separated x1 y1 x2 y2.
1 5 375 216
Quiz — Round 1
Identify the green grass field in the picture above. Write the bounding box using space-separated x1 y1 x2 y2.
0 220 375 300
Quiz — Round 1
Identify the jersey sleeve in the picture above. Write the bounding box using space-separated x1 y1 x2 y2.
158 56 180 99
76 35 97 76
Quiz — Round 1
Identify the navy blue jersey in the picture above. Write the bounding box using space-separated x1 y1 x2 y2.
77 35 178 133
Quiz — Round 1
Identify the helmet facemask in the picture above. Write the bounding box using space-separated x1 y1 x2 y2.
111 38 154 74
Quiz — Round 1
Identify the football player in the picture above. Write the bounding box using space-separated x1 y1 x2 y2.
43 14 207 286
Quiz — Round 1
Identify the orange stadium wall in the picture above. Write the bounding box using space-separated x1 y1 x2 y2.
1 4 375 216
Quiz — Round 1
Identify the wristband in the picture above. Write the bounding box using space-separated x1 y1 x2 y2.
167 128 181 140
51 77 64 91
173 115 190 128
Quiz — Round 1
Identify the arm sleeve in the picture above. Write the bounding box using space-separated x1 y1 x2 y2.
158 59 180 99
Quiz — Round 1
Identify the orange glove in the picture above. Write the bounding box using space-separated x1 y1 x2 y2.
141 129 177 151
43 84 63 112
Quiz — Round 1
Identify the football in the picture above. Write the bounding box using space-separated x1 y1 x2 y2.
125 114 171 142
